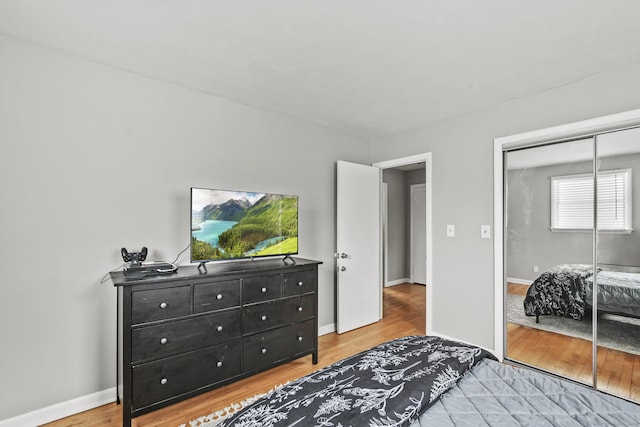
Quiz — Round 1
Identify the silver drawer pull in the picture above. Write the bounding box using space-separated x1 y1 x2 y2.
261 348 267 354
297 307 303 312
159 302 168 309
216 294 223 300
261 315 267 321
297 281 303 286
216 361 223 368
216 325 223 332
297 336 303 342
160 337 168 345
261 287 267 293
160 378 168 385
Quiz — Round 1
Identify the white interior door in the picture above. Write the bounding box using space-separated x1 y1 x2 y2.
410 184 427 284
336 160 381 334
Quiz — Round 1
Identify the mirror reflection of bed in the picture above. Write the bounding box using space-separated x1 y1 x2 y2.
523 264 640 323
507 266 640 399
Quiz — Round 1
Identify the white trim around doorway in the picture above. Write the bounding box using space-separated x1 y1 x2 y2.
373 153 433 335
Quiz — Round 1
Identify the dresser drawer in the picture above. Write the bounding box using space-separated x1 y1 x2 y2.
283 294 315 323
193 279 240 313
131 340 241 410
242 326 291 372
242 300 287 333
131 286 191 324
243 274 282 304
131 309 241 363
242 320 315 373
283 270 315 296
290 319 315 355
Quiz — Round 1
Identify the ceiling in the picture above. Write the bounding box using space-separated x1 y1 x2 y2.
1 1 640 140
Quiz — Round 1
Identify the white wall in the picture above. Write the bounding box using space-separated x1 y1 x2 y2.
0 35 370 421
370 63 640 351
382 169 408 282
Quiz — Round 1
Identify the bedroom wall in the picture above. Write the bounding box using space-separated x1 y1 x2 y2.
507 153 640 282
0 35 370 422
407 168 426 186
369 63 640 351
407 169 426 281
382 169 408 282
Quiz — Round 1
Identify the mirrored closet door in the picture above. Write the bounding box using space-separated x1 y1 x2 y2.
504 127 640 402
595 127 640 401
505 138 595 385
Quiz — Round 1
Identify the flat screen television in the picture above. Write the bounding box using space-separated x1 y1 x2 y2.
190 187 298 263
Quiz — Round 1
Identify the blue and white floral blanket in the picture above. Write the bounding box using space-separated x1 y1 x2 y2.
219 335 495 427
524 264 593 320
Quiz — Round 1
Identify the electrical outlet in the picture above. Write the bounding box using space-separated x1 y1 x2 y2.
446 224 455 237
533 265 539 273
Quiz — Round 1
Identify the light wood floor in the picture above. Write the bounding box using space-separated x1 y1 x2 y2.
43 284 426 427
506 282 640 402
43 282 639 426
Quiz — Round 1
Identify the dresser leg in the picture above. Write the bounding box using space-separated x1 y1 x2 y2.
312 351 318 364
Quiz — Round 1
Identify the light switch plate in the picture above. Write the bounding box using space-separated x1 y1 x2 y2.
447 224 455 237
481 225 491 238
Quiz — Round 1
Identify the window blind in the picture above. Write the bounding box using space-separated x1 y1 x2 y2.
551 168 632 231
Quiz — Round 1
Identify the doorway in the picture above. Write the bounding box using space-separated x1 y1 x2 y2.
374 153 433 334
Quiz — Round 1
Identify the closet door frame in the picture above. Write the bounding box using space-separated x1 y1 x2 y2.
493 108 640 362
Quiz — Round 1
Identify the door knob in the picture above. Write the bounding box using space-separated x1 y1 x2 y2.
340 266 346 272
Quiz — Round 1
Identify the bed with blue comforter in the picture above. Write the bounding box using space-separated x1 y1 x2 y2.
218 335 640 426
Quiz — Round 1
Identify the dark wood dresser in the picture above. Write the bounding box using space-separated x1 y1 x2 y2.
110 257 321 427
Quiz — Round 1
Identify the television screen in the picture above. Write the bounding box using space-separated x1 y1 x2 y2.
190 188 298 262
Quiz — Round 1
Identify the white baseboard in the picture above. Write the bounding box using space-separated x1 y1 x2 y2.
318 323 336 336
0 387 116 427
507 277 533 286
384 278 410 287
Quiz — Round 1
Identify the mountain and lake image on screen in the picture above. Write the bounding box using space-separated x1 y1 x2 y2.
191 188 298 262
